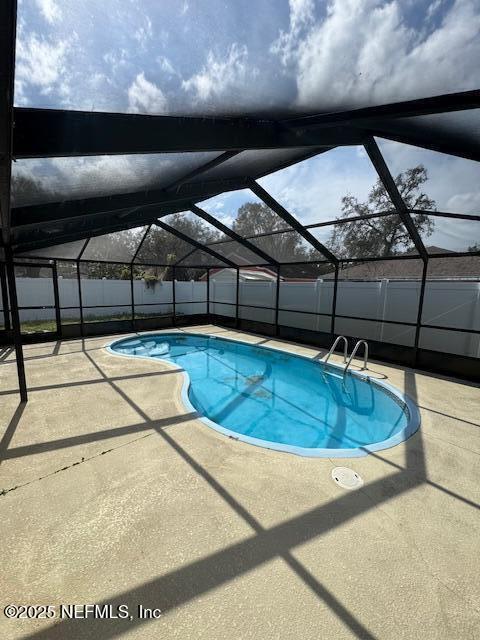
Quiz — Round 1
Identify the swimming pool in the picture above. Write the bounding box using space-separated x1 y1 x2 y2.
108 332 420 457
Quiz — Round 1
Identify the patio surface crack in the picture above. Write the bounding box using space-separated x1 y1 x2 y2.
0 432 155 497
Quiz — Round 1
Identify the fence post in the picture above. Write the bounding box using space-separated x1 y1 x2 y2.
274 266 280 336
330 263 339 336
378 279 388 342
235 268 240 328
172 267 176 326
315 278 323 332
206 268 210 318
130 265 135 327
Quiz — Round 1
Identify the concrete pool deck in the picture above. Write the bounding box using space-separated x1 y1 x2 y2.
0 324 479 639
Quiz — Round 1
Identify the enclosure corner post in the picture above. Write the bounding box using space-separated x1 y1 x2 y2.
0 261 11 331
413 259 428 367
76 261 84 337
5 246 27 402
52 259 62 338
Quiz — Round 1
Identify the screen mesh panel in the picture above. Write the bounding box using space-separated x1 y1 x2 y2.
175 267 208 282
15 1 476 118
134 225 198 265
57 260 80 308
374 108 480 163
191 148 319 182
337 258 423 324
278 311 332 334
199 189 292 234
175 268 208 314
162 211 225 243
175 249 228 267
78 258 132 323
209 267 237 307
82 227 147 262
377 138 480 216
18 239 86 260
335 317 417 347
420 216 480 254
258 146 390 225
238 267 276 309
310 215 418 259
11 153 221 207
419 327 480 358
248 230 325 263
279 262 335 280
163 211 270 264
422 257 480 332
132 267 173 313
279 263 335 315
206 240 269 265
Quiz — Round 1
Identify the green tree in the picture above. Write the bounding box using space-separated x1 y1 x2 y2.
10 173 60 207
329 165 436 258
232 202 315 263
85 228 146 278
136 214 221 280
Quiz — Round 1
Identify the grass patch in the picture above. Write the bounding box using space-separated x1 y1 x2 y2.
19 312 176 334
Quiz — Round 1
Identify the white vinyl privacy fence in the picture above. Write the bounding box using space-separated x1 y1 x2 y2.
9 276 480 357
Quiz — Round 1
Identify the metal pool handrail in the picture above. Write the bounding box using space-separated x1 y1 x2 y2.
324 335 349 364
343 340 369 380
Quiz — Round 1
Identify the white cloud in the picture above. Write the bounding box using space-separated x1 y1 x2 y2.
257 141 479 252
258 147 380 225
13 154 179 206
426 0 445 21
15 32 70 103
378 138 480 215
446 192 480 214
34 0 61 24
50 156 148 193
134 16 153 49
157 56 176 76
127 72 168 114
182 44 257 102
272 0 480 110
103 48 129 72
271 0 315 65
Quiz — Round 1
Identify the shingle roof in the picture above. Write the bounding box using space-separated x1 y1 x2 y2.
336 248 480 280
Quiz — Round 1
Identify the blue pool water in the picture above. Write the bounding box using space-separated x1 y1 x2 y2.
108 333 419 457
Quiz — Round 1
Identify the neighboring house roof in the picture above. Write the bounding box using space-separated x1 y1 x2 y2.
198 248 480 282
202 266 278 281
336 248 480 280
204 266 333 282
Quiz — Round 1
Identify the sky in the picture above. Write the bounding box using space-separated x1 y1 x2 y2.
14 0 480 114
13 0 480 253
199 142 480 252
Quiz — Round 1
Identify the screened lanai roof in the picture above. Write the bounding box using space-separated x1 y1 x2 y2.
1 0 479 266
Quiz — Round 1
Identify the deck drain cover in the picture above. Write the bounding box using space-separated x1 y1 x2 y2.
331 467 363 490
